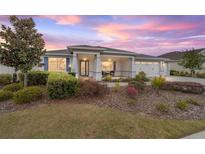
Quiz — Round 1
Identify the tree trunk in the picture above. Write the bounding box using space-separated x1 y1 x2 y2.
13 68 18 83
191 70 195 77
24 72 28 87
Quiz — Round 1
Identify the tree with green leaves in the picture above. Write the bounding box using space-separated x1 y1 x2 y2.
179 49 204 77
0 16 46 86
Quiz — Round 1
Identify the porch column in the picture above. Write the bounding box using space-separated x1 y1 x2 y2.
131 57 136 78
95 53 102 81
73 53 79 78
167 62 170 76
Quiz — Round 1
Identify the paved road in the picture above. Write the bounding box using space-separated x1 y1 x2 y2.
165 76 205 85
183 131 205 139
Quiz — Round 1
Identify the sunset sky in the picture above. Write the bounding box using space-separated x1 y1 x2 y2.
0 15 205 56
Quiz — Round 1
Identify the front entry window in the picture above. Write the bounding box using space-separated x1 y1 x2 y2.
101 61 114 71
48 58 66 72
102 61 116 72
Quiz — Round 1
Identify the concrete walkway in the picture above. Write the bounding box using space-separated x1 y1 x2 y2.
183 130 205 139
165 76 205 85
100 82 128 87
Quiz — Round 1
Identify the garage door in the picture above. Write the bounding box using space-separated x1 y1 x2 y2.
135 62 160 77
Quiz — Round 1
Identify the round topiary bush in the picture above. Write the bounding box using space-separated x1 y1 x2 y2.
2 83 23 92
13 86 44 104
0 90 13 102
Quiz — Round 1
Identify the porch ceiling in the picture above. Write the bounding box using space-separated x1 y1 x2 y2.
78 54 95 60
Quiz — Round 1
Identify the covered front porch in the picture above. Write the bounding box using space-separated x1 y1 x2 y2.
72 52 136 81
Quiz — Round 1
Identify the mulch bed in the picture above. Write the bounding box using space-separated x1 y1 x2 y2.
0 86 205 120
67 86 205 120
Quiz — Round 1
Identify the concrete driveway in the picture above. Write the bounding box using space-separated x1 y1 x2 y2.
165 76 205 85
183 131 205 139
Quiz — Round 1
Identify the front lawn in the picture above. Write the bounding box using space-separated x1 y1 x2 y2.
1 103 205 138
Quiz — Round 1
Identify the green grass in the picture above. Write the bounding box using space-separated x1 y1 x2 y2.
0 103 205 138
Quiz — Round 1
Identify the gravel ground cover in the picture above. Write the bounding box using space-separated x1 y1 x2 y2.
0 86 205 120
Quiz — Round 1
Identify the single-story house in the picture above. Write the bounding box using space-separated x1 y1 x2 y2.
159 48 205 73
0 45 170 81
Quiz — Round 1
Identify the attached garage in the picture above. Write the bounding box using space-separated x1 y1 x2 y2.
135 61 160 77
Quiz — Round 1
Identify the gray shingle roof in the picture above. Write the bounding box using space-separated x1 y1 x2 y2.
45 49 69 55
45 45 163 60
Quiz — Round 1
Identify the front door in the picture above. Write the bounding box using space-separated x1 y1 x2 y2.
80 60 89 76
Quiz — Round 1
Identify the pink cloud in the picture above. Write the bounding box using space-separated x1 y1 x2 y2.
95 21 198 41
95 23 132 40
41 15 81 25
155 23 197 31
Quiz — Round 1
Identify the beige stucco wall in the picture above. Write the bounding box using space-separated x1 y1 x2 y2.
0 64 15 74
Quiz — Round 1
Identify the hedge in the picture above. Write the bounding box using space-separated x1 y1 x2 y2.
47 72 79 99
19 71 49 86
13 86 44 104
0 74 12 86
0 90 13 102
2 83 23 92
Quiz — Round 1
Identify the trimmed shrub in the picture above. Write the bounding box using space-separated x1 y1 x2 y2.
19 71 49 86
2 83 23 92
127 85 138 98
151 76 166 93
161 81 204 94
170 70 180 76
120 77 132 82
47 72 79 99
68 72 76 77
0 74 12 86
129 80 145 91
13 86 44 104
102 77 133 82
186 98 201 106
155 103 169 113
176 100 188 110
180 71 190 77
135 71 149 82
0 90 13 102
103 75 112 82
77 79 107 97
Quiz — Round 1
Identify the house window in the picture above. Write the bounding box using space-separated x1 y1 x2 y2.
48 57 66 72
101 61 114 71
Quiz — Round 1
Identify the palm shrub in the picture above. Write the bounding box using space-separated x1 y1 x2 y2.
151 76 166 94
47 72 79 99
155 103 169 113
176 100 188 110
113 81 120 92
